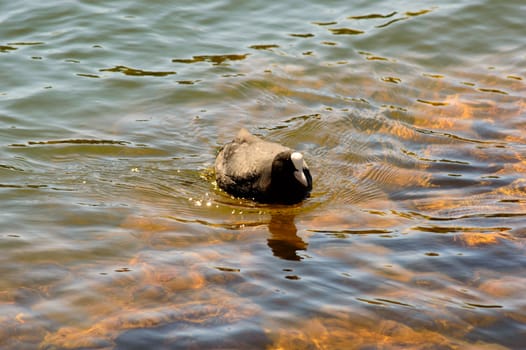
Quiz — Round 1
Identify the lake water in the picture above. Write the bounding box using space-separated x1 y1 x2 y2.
1 0 525 349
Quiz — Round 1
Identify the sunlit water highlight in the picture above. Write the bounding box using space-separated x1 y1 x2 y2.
1 0 525 349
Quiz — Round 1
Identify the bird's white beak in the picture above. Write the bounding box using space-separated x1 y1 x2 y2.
294 170 308 187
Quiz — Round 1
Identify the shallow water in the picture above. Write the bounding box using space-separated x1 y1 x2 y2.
1 0 525 349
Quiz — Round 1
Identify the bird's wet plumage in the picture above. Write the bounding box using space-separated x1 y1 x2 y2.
215 129 312 204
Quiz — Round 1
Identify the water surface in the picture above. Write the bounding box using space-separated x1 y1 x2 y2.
1 0 525 349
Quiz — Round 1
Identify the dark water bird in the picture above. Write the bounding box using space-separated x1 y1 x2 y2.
215 129 312 204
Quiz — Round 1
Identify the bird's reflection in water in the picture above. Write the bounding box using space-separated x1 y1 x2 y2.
267 214 308 261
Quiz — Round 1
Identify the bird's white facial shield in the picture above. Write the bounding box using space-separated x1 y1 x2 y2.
291 152 308 187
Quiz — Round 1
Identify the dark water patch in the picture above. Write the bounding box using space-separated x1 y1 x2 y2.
356 297 386 306
310 229 393 236
222 73 246 78
289 33 315 38
464 302 503 309
477 87 508 95
249 44 279 50
499 199 526 204
349 12 398 20
76 73 100 78
0 183 48 189
283 113 322 125
424 252 440 256
358 51 392 62
413 127 507 146
416 98 449 107
312 21 338 26
215 266 241 273
429 173 487 189
0 45 17 52
405 9 433 17
6 41 44 46
423 73 445 79
376 17 408 29
401 148 470 165
284 275 300 280
382 76 402 84
176 79 200 85
344 8 433 34
329 28 364 35
374 298 414 307
100 65 176 77
24 139 130 146
0 164 25 172
482 212 526 219
412 225 510 234
172 53 249 65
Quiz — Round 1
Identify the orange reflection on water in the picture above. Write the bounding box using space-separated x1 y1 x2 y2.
458 232 505 246
266 308 507 350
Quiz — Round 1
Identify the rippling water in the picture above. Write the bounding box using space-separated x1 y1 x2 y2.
1 0 525 349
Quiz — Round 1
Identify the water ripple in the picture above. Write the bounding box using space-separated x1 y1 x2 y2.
2 0 526 348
